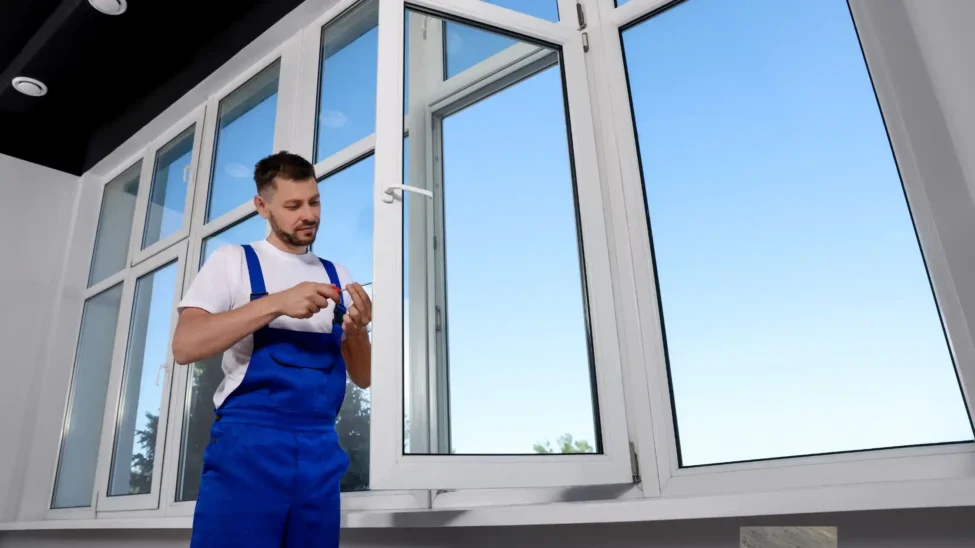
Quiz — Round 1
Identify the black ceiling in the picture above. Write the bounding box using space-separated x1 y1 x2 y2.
0 0 306 175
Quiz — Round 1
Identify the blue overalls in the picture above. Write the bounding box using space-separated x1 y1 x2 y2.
190 244 349 548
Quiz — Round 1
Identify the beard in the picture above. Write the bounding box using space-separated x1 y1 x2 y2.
268 212 318 247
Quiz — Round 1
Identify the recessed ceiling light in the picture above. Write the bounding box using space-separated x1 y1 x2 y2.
88 0 126 15
11 77 47 97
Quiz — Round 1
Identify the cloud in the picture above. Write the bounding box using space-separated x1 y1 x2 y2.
320 109 348 129
446 29 464 55
224 163 250 179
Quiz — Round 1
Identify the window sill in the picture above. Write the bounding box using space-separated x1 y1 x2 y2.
4 476 975 532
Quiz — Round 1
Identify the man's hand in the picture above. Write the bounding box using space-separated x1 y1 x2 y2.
271 282 341 319
342 283 372 336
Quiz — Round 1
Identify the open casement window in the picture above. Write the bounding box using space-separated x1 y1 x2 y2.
590 0 975 503
369 0 635 490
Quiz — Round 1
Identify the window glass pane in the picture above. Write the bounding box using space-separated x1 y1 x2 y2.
406 10 597 455
443 0 559 80
108 261 178 496
316 0 379 163
442 2 556 79
176 214 266 502
615 0 630 6
143 126 194 249
52 285 124 509
483 0 559 22
319 157 375 492
622 0 973 466
88 164 140 286
207 62 280 222
443 21 515 80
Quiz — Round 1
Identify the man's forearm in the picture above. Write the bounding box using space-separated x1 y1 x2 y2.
173 297 281 365
342 331 372 389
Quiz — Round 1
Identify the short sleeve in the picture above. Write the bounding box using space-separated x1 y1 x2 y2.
177 245 241 314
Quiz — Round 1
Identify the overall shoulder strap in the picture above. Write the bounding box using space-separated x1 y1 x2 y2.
319 258 344 307
241 244 267 300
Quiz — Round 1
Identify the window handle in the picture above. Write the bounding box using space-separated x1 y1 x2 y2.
382 184 433 204
156 363 169 387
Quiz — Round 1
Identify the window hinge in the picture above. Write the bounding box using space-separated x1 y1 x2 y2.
435 305 442 332
576 3 587 30
433 235 438 250
582 32 590 53
629 442 641 484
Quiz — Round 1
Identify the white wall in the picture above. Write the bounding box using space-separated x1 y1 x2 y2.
0 154 79 522
1 507 974 547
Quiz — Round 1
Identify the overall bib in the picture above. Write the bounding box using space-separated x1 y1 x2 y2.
190 244 350 548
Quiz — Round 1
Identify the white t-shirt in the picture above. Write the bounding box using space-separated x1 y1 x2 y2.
177 239 353 408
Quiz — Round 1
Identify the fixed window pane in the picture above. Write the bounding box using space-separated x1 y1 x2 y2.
484 1 558 21
108 261 178 496
319 156 375 492
316 0 379 163
207 62 280 222
52 285 124 509
143 126 194 249
406 9 597 455
622 0 973 466
89 164 140 286
176 214 266 502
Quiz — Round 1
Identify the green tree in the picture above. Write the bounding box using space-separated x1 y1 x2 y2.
533 433 594 454
336 382 370 492
179 356 223 501
130 411 158 494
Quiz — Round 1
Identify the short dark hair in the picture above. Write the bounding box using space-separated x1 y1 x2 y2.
254 151 315 196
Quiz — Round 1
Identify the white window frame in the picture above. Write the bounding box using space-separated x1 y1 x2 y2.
84 156 146 297
91 240 188 513
415 3 645 509
369 0 635 491
588 0 975 504
128 106 206 267
44 154 147 521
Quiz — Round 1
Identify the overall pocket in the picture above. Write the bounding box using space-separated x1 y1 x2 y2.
268 349 344 415
201 419 237 476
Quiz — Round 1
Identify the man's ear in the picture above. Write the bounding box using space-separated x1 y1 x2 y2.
254 193 270 218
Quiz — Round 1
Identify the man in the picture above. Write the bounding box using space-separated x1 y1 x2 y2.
172 151 371 548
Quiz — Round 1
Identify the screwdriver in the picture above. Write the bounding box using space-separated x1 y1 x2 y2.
331 282 372 325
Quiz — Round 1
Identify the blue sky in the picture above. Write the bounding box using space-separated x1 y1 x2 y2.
116 0 973 489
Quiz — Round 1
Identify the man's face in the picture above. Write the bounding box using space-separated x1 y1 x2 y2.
256 177 321 247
